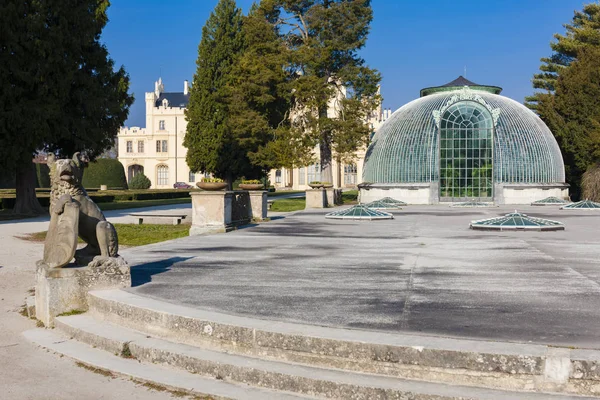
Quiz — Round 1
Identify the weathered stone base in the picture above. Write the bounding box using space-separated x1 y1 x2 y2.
35 256 130 327
189 224 236 236
305 189 327 208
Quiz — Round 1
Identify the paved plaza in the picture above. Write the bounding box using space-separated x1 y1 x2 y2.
123 205 600 349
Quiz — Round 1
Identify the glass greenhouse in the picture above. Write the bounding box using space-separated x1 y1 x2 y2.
360 77 567 205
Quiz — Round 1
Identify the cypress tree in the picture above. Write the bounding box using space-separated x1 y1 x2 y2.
184 0 250 187
0 0 133 214
226 4 292 174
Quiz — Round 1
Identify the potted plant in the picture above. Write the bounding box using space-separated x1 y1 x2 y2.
308 181 324 189
239 179 263 190
322 181 333 188
197 177 227 191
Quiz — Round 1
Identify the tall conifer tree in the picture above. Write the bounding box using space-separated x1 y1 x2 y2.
258 0 381 184
184 0 253 187
537 47 600 199
526 2 600 110
0 0 133 214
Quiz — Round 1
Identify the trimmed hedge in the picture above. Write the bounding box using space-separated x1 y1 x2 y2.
0 189 193 210
82 159 128 190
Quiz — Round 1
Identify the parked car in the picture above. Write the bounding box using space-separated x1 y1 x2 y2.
173 182 192 189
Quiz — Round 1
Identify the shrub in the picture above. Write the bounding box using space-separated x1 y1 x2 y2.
201 177 224 183
35 163 50 188
82 159 128 189
129 173 152 190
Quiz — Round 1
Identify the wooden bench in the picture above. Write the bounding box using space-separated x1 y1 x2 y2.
130 213 187 225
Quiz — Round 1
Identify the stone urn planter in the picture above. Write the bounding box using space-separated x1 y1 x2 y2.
308 183 324 189
197 182 227 191
239 184 264 190
323 183 333 188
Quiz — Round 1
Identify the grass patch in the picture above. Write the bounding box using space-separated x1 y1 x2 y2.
113 223 189 246
57 309 86 317
269 198 305 212
19 223 190 247
121 342 134 359
19 304 29 318
342 190 358 204
75 361 115 378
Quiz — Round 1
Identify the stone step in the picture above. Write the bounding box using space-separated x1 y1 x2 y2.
86 289 600 397
23 328 311 400
51 313 596 400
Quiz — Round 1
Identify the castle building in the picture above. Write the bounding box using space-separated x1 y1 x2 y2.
118 78 390 189
118 78 199 188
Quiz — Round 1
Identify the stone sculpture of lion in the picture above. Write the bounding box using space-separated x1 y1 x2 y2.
43 152 119 267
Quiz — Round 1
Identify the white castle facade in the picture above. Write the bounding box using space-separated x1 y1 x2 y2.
117 79 391 189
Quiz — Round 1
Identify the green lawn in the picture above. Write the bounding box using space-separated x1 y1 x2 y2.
21 223 190 247
269 198 306 212
342 190 358 204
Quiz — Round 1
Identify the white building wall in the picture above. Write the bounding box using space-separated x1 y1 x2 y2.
118 79 199 189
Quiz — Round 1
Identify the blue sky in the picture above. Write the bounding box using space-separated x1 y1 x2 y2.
102 0 589 127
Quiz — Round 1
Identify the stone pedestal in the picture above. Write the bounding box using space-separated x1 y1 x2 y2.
190 191 233 235
248 191 268 220
306 189 327 208
35 258 130 327
326 188 343 207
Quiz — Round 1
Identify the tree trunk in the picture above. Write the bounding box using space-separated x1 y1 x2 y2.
226 172 234 191
319 106 333 184
13 160 46 215
319 136 333 185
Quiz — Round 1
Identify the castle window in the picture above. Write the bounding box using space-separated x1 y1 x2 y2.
159 120 165 130
126 141 132 153
156 140 168 153
157 165 169 186
137 141 144 153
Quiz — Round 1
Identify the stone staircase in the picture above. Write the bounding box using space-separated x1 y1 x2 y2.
24 289 600 400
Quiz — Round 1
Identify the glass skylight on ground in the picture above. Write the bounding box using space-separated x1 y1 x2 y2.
325 205 393 220
450 200 497 208
531 196 570 206
560 199 600 209
363 200 402 210
377 197 407 206
470 211 564 231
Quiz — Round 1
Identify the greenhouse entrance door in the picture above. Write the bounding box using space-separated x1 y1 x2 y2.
439 101 493 202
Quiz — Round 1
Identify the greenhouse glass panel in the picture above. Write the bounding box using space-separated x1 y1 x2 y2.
439 101 493 201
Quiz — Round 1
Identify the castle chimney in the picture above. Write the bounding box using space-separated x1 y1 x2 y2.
184 80 189 95
154 80 160 97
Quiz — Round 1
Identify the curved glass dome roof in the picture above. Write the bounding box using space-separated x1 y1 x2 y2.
363 77 565 185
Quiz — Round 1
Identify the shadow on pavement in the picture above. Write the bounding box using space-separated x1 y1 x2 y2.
131 256 193 287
